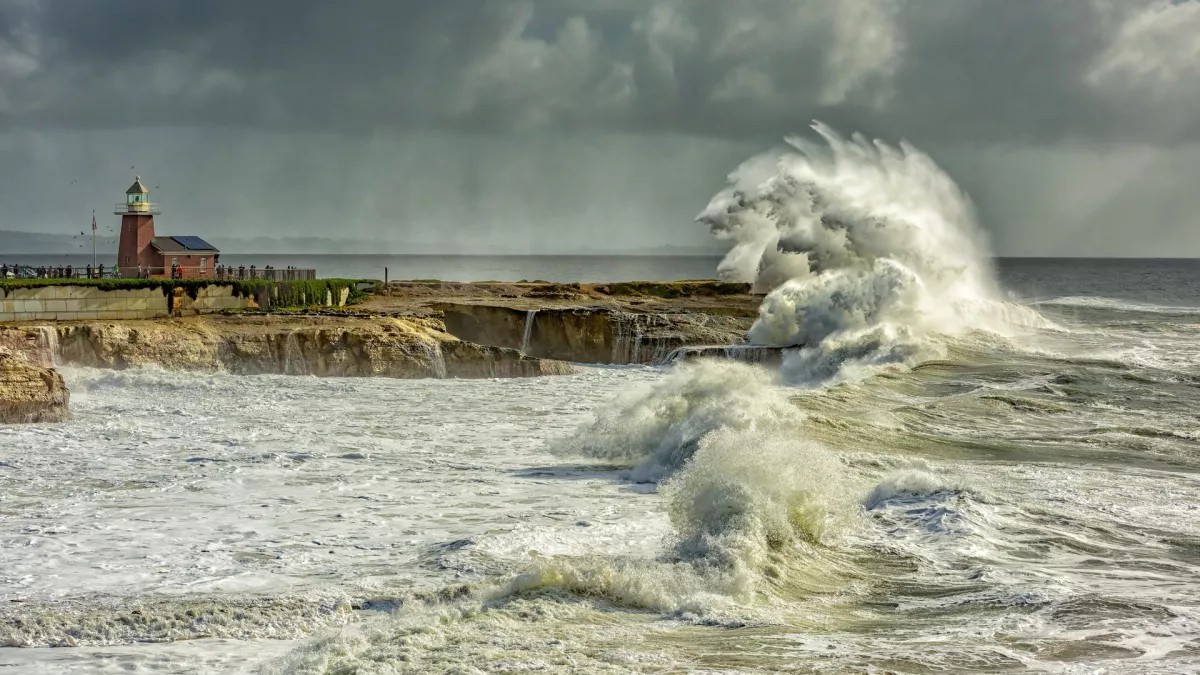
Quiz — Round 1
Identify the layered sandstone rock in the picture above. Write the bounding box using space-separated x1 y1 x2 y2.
0 349 69 423
435 304 754 364
0 279 766 380
4 317 573 380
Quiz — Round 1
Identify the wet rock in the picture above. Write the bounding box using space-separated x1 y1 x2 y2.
436 304 753 365
17 318 574 380
661 344 787 367
0 349 69 423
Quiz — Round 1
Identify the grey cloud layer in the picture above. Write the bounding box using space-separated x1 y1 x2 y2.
3 0 1198 143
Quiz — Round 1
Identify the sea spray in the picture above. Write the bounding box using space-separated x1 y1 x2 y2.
555 360 800 482
698 122 1043 383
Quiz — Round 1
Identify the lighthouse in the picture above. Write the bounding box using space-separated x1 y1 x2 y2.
115 176 160 274
114 177 219 278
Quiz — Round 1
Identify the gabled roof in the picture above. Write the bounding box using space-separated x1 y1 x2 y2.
151 236 219 253
126 176 150 195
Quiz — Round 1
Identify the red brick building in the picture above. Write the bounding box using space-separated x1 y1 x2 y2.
116 177 219 278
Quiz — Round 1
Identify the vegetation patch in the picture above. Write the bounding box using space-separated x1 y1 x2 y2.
591 280 750 298
0 277 377 309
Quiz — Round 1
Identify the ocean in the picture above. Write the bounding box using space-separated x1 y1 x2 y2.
0 256 1197 673
3 128 1200 673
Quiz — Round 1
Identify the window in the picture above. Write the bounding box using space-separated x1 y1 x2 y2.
200 257 206 270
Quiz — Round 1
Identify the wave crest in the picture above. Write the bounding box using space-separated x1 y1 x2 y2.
699 121 1043 383
554 360 800 482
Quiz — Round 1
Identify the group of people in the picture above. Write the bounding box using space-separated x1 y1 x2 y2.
210 264 301 279
2 261 304 280
214 264 257 280
2 263 107 279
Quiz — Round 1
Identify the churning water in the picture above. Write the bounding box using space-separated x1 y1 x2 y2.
3 125 1200 673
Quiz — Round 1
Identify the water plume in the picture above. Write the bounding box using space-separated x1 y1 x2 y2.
699 121 1040 383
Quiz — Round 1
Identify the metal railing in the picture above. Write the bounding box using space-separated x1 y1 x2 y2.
0 264 317 281
114 203 161 215
128 266 317 280
212 266 317 281
1 265 115 279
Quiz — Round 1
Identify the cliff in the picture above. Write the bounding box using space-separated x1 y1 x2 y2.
2 316 573 380
435 304 753 364
0 278 772 395
351 280 761 365
0 349 69 423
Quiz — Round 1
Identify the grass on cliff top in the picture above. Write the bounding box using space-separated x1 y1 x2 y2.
0 277 379 307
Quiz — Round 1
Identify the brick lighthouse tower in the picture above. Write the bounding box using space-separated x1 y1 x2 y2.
115 176 159 275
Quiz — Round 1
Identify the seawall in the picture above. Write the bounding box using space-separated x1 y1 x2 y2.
0 283 352 322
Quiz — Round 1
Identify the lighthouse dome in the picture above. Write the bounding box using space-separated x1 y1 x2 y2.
126 176 150 195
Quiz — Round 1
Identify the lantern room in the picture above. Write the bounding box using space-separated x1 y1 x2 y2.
125 176 152 213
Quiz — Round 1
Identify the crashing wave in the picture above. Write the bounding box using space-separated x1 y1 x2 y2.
553 360 800 483
698 121 1043 384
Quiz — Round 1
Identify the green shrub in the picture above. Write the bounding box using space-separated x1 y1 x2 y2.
0 277 374 310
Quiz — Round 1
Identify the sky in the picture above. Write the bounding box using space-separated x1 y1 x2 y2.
0 0 1198 255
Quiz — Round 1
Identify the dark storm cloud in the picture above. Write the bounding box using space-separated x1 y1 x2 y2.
2 0 1198 143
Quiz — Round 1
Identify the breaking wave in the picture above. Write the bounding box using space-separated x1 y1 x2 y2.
553 360 800 482
527 360 866 615
699 121 1045 383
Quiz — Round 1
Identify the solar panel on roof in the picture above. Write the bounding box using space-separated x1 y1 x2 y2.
171 236 216 251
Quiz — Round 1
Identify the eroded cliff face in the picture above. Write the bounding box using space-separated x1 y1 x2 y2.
435 304 754 364
0 349 69 423
2 318 573 380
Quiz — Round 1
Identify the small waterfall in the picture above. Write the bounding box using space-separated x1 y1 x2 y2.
611 312 651 364
721 345 776 363
422 340 448 379
520 310 537 354
610 312 681 364
32 326 60 368
659 344 784 366
281 332 307 375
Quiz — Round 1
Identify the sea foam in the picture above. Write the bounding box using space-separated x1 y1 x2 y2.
699 122 1044 384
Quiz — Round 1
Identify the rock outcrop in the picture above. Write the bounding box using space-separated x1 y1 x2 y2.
3 317 573 380
0 349 69 423
436 304 754 365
